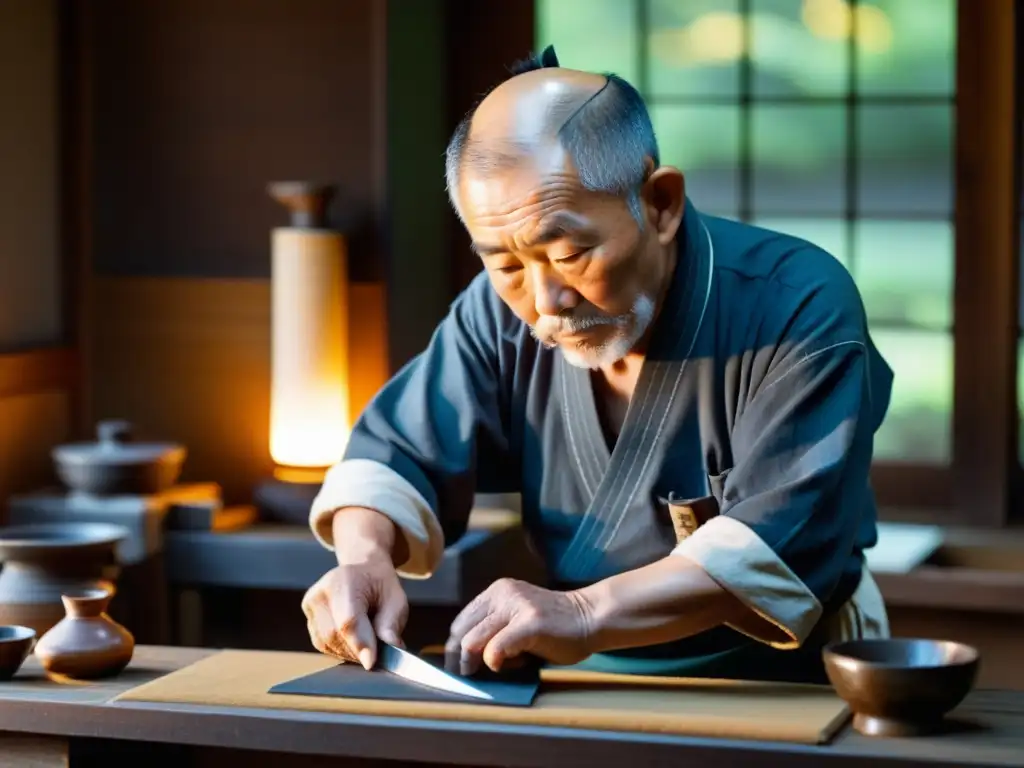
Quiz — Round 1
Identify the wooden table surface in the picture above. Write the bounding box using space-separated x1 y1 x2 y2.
0 646 1022 768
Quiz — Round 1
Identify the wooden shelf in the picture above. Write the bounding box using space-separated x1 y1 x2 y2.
874 523 1024 615
163 508 535 608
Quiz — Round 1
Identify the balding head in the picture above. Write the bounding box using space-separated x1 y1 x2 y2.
444 47 660 224
469 67 608 149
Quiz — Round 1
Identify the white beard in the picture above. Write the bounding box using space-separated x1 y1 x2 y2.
531 293 656 370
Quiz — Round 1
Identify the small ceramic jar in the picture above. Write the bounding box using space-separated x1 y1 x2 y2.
34 586 134 679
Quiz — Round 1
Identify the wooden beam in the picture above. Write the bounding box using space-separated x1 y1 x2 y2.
0 347 76 399
57 0 93 439
951 0 1019 526
444 0 536 299
385 0 451 372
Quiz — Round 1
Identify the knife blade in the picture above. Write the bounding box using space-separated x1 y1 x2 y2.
375 642 495 702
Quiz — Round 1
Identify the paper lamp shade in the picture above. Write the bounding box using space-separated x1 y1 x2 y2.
267 183 350 469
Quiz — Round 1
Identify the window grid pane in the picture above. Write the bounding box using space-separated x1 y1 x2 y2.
853 220 954 332
872 329 953 463
855 0 956 97
536 0 641 84
750 104 847 214
539 0 957 465
856 104 954 216
650 104 742 214
646 0 743 98
749 0 849 97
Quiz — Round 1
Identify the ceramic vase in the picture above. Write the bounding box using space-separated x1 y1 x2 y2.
34 586 134 679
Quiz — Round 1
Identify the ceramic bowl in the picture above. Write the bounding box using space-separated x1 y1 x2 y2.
0 522 126 564
51 419 186 495
823 638 980 737
0 626 36 680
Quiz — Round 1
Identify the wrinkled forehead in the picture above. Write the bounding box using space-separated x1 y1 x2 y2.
458 142 586 226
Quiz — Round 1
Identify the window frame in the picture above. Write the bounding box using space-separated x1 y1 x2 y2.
945 0 1020 527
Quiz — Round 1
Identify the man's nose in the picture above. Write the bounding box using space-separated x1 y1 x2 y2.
530 264 577 317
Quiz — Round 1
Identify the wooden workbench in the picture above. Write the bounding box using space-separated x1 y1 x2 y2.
0 646 1022 768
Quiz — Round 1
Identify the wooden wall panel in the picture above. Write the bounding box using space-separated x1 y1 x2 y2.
0 392 70 518
88 0 382 282
0 0 62 350
0 0 72 515
89 278 387 505
0 349 76 400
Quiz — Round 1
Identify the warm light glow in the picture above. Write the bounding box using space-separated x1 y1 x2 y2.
802 0 851 40
269 228 350 469
802 0 893 53
854 5 893 53
273 465 328 484
651 12 747 67
686 12 747 62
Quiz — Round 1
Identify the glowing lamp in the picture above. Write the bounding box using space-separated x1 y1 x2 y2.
254 181 350 523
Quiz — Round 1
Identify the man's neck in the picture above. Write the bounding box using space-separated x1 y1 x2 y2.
591 358 642 446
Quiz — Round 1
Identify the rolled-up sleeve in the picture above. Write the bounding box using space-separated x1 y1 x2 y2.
310 274 517 579
672 265 882 649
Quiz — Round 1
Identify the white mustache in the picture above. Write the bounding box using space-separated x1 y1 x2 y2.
537 313 627 337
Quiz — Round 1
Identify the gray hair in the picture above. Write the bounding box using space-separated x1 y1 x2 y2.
444 50 660 226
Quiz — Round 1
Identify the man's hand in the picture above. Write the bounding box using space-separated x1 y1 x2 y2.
444 578 594 675
301 507 409 670
443 556 751 676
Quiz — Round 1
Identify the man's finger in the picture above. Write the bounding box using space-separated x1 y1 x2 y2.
309 617 355 662
373 584 409 649
339 612 378 670
482 620 535 672
310 603 352 660
455 613 508 676
327 590 377 669
447 589 495 641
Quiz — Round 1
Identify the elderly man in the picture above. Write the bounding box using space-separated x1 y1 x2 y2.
302 47 892 684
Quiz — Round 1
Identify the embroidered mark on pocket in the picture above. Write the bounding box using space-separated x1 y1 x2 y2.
659 494 720 543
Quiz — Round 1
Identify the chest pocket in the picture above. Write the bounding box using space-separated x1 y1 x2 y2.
707 466 733 506
659 468 732 545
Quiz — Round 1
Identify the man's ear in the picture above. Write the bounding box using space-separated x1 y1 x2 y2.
642 162 685 246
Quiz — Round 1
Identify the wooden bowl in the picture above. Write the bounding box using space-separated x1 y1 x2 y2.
823 638 979 737
0 626 36 680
